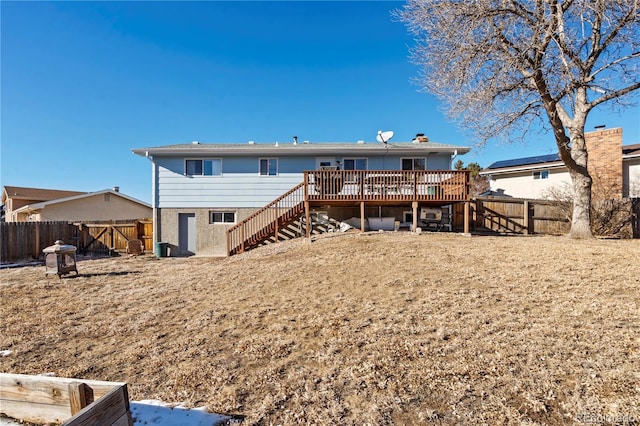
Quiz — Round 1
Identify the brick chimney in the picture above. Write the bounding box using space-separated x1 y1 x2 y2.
584 128 623 200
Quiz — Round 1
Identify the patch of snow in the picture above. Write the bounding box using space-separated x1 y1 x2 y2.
1 401 231 426
131 400 232 425
0 350 11 357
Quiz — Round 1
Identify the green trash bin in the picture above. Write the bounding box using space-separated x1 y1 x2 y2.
155 242 168 258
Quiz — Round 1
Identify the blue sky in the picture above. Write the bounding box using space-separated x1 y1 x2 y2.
2 1 638 204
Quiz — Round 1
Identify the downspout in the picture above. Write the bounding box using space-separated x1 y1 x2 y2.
449 150 458 169
146 151 159 254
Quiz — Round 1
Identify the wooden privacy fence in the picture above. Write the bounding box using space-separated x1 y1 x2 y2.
633 198 640 238
453 197 570 235
78 219 153 255
1 219 152 263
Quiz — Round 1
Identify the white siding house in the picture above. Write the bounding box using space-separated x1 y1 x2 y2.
481 128 640 200
133 138 470 256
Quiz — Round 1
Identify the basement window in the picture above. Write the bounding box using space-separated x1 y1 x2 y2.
210 211 236 224
533 170 549 180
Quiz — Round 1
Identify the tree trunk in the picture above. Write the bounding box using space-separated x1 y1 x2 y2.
567 135 594 239
569 169 593 238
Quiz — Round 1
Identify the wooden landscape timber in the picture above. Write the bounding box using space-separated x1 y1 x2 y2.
0 373 133 426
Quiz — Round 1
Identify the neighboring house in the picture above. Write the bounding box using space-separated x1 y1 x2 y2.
2 187 87 222
1 186 152 222
132 136 471 256
481 128 640 200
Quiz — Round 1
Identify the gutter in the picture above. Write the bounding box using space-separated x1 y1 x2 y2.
479 161 566 176
132 145 471 157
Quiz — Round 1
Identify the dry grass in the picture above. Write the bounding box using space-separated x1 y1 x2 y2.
1 233 639 425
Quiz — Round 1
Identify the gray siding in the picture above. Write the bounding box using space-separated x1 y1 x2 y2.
154 153 453 209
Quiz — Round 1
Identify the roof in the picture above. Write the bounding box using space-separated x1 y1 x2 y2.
482 143 640 175
623 143 640 157
12 189 151 214
132 140 471 157
2 186 86 203
485 153 561 170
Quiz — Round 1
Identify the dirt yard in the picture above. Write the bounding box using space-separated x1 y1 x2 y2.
1 233 639 425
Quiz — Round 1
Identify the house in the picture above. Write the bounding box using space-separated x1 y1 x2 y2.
132 136 471 256
1 186 152 222
480 128 640 200
2 186 86 222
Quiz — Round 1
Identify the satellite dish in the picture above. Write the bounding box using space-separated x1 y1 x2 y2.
376 130 394 144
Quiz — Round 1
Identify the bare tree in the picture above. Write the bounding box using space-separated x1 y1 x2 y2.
396 0 640 238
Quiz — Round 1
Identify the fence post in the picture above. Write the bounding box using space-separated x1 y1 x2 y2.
523 200 530 234
475 199 484 230
464 201 470 234
34 222 41 260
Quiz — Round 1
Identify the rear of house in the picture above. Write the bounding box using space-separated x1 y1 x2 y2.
133 137 470 256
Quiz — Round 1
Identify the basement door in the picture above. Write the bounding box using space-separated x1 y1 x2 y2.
178 213 196 256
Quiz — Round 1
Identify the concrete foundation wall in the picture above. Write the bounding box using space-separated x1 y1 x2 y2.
158 207 261 257
160 202 457 256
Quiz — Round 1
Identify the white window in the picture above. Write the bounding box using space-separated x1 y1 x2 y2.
316 157 336 169
259 158 278 176
533 170 549 180
185 159 222 176
343 158 368 170
401 158 426 171
210 211 236 224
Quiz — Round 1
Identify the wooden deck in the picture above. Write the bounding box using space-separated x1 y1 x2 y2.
227 170 470 255
305 170 469 205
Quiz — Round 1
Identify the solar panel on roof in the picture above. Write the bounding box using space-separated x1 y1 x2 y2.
487 153 561 169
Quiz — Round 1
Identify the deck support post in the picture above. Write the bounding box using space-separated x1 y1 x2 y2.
412 201 418 232
304 201 311 238
360 202 365 233
464 201 470 234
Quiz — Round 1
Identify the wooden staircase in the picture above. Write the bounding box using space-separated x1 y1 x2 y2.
226 182 307 255
226 169 471 256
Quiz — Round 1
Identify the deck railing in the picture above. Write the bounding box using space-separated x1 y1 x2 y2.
305 169 469 203
227 182 306 255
